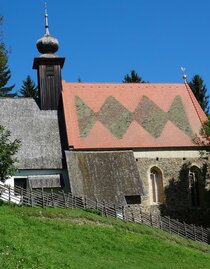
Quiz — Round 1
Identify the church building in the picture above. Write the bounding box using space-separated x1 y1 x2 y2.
1 10 209 224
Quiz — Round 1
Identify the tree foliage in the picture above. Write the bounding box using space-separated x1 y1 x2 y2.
201 115 210 138
18 75 38 99
0 126 21 182
189 75 209 114
123 70 145 83
0 17 14 97
0 42 14 96
192 115 210 147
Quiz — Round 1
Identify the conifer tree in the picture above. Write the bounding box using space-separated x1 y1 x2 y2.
189 75 209 114
18 75 38 99
123 70 145 83
0 42 14 96
0 17 14 96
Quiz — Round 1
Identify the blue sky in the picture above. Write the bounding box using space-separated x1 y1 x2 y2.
2 0 210 95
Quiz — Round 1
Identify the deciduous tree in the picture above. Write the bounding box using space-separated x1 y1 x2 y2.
0 125 21 182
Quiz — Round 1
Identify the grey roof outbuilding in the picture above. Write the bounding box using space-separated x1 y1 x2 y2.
0 98 63 169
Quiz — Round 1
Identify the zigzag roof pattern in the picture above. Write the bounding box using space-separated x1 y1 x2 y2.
62 82 207 149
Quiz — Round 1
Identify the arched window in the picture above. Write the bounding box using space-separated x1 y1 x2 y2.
189 166 201 207
150 167 164 204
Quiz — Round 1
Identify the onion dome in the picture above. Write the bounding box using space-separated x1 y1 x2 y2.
36 6 59 54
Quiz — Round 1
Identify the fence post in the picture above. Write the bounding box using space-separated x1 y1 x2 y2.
114 204 117 218
193 225 196 241
139 207 143 224
122 206 125 220
46 192 50 207
20 187 24 205
168 216 171 233
100 201 103 216
184 222 187 237
103 201 107 217
201 226 204 242
95 199 98 210
8 186 11 203
41 188 45 208
131 209 135 222
51 189 55 208
65 193 69 208
62 190 67 208
177 219 180 235
158 215 162 229
150 212 153 227
84 197 87 209
71 194 74 209
74 196 77 208
30 189 34 207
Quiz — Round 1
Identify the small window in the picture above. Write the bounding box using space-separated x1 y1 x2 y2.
125 195 141 205
150 167 164 204
189 166 201 207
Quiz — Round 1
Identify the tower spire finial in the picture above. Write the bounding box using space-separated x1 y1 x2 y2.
45 2 50 36
36 2 59 54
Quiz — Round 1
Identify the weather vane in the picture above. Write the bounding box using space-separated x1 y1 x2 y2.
181 66 187 83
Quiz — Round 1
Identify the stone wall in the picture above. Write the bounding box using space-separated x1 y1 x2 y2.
135 156 210 226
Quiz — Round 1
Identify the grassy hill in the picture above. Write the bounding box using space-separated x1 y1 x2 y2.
0 204 210 269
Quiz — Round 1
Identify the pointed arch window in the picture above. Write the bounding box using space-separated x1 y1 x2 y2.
150 167 164 204
189 166 201 207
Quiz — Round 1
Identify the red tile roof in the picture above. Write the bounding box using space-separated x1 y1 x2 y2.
62 81 207 149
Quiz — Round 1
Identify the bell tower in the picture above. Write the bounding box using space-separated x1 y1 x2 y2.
33 5 65 110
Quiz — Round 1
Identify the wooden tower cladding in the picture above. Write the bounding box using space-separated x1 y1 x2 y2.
33 57 65 110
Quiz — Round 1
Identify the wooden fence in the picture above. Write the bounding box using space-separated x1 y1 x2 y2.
1 184 210 245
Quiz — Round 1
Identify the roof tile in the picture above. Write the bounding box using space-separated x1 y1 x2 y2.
62 81 207 149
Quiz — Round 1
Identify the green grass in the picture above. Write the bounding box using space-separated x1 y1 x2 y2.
0 204 209 268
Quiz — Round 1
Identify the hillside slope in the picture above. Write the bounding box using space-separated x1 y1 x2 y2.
0 205 209 269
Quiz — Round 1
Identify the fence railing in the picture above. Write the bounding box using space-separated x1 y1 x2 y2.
125 207 210 244
1 184 210 245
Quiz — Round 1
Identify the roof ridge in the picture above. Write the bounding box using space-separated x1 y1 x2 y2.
184 82 207 124
62 81 184 86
